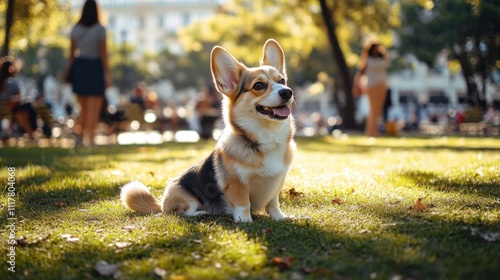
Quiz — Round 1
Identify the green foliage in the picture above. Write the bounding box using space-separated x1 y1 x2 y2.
0 0 72 54
399 0 499 74
0 0 73 79
177 0 400 88
0 137 499 279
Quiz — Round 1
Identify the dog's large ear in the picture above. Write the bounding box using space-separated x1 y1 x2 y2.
211 46 244 97
261 39 286 78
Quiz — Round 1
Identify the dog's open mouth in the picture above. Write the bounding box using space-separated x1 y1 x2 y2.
256 105 291 120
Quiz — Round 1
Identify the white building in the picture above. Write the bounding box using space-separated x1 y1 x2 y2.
71 0 222 56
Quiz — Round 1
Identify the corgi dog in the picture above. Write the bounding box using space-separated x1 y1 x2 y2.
120 39 296 222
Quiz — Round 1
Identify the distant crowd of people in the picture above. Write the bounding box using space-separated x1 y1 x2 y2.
2 1 498 145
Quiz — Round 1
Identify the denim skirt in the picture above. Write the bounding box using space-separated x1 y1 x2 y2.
72 57 105 96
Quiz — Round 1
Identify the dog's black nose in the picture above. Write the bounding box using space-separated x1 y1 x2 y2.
279 88 293 101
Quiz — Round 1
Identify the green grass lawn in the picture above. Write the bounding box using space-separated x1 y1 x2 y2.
1 136 499 279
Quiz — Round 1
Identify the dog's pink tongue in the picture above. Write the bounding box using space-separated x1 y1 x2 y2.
272 106 291 117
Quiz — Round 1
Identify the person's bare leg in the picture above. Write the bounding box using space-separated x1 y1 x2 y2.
75 96 86 138
366 84 387 137
86 96 104 144
14 111 34 138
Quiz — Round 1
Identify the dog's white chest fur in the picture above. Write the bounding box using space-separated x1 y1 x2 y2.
233 123 294 211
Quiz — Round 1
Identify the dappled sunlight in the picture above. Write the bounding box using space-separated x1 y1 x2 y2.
1 137 499 279
116 130 201 145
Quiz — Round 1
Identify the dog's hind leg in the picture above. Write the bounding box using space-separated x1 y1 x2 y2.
161 183 205 216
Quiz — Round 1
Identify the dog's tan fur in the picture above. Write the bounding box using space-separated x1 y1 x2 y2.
121 39 295 222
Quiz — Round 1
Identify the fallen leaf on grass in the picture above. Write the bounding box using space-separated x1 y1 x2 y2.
413 195 429 211
302 267 333 277
95 261 118 277
154 267 168 278
381 223 397 228
16 234 51 247
109 241 132 249
271 256 293 270
482 232 500 242
288 188 303 197
262 228 273 234
122 225 137 231
56 202 66 208
60 234 79 243
331 197 342 204
465 227 500 242
387 200 401 207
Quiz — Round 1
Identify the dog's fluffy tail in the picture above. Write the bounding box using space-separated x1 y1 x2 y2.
120 181 162 214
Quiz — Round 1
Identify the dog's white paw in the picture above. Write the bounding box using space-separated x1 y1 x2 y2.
268 207 287 221
233 207 253 222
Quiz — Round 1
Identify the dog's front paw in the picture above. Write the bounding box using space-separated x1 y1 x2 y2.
268 207 287 221
233 207 253 222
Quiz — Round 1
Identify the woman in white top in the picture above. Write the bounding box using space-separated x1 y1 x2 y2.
353 38 389 137
65 0 111 146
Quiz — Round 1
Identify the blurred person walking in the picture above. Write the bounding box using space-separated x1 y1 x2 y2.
0 56 36 139
64 0 111 146
353 38 389 137
195 85 221 140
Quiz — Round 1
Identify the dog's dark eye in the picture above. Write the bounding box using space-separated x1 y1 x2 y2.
278 78 286 85
253 82 266 91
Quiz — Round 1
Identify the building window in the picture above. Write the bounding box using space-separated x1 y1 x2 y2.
182 13 190 26
138 17 144 29
165 14 182 33
158 15 164 28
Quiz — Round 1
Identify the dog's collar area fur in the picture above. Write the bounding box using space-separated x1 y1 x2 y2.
232 124 261 152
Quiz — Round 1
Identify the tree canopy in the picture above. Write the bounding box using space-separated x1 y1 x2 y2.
0 0 71 55
178 0 400 128
399 0 500 107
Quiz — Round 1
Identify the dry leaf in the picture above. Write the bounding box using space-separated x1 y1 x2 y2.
95 261 118 277
271 256 293 270
262 228 273 234
122 225 136 231
387 201 401 207
112 242 132 249
60 234 79 243
331 197 342 204
482 232 500 242
56 202 66 208
154 267 168 277
413 195 428 211
288 188 303 197
16 234 50 247
16 236 29 247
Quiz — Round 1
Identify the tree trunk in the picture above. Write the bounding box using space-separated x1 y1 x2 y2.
318 0 357 129
454 41 485 109
2 0 15 56
475 33 488 107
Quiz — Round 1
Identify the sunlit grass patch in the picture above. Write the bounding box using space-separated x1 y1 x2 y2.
1 136 499 279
